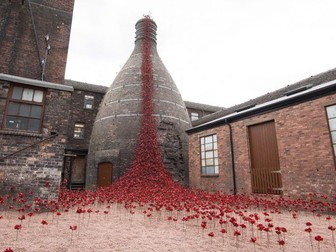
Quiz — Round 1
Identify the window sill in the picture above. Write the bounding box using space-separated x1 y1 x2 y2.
201 174 219 178
0 129 43 138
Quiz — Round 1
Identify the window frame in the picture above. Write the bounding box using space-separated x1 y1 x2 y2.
191 112 199 121
4 84 45 133
74 123 85 139
83 95 94 110
199 134 219 176
326 104 336 168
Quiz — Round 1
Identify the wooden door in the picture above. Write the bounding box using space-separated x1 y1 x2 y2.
70 156 86 189
97 162 113 187
248 121 283 195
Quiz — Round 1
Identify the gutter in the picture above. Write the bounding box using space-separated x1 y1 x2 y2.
0 73 74 92
186 79 336 134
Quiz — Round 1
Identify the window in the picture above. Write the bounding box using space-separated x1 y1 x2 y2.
191 112 199 121
84 95 94 109
4 85 44 132
326 105 336 160
200 134 219 175
74 123 85 139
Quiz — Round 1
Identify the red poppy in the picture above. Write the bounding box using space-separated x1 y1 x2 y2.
278 240 285 246
250 237 257 243
234 230 241 236
314 235 323 242
305 227 312 233
70 225 77 231
220 228 227 234
41 220 48 225
208 232 214 237
14 224 22 230
328 225 336 231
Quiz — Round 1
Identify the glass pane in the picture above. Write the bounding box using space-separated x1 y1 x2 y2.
84 101 93 109
85 95 94 100
201 167 206 174
331 131 336 144
200 137 205 144
206 158 214 165
33 90 43 102
207 166 214 174
214 166 219 174
214 150 218 157
12 87 23 99
213 142 218 150
201 152 205 159
205 151 213 158
201 144 205 152
19 104 31 116
6 116 29 130
334 144 336 156
329 118 336 131
205 143 213 151
22 88 34 101
28 119 40 132
31 105 42 118
6 116 18 129
201 160 206 166
213 134 217 142
16 117 28 130
327 105 336 118
214 158 219 165
7 102 20 115
205 136 213 144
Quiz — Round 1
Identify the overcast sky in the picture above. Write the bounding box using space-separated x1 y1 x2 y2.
64 0 336 107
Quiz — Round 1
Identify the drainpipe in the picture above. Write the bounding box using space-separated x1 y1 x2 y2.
227 121 237 195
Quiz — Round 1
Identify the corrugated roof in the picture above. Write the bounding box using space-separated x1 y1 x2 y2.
64 79 108 93
191 67 336 127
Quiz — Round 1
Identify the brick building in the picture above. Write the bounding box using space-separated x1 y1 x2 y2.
187 68 336 198
0 0 75 198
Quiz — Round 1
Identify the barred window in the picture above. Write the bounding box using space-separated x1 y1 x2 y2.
200 134 219 175
74 123 85 139
5 85 45 132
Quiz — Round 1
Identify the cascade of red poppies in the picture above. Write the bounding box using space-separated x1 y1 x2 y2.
110 16 177 200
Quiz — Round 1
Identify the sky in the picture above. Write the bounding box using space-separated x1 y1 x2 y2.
64 0 336 108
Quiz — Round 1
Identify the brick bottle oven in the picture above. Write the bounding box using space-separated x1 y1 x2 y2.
86 18 191 188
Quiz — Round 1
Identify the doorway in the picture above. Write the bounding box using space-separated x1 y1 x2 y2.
248 121 283 195
97 162 113 187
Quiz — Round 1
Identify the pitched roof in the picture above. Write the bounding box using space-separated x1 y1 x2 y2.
64 79 108 93
184 101 224 112
190 67 336 129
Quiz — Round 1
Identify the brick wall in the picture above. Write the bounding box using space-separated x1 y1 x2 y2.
189 94 336 198
66 89 105 150
0 81 72 199
189 126 234 193
0 0 74 83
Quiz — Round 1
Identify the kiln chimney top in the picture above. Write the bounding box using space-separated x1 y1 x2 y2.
135 17 157 44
